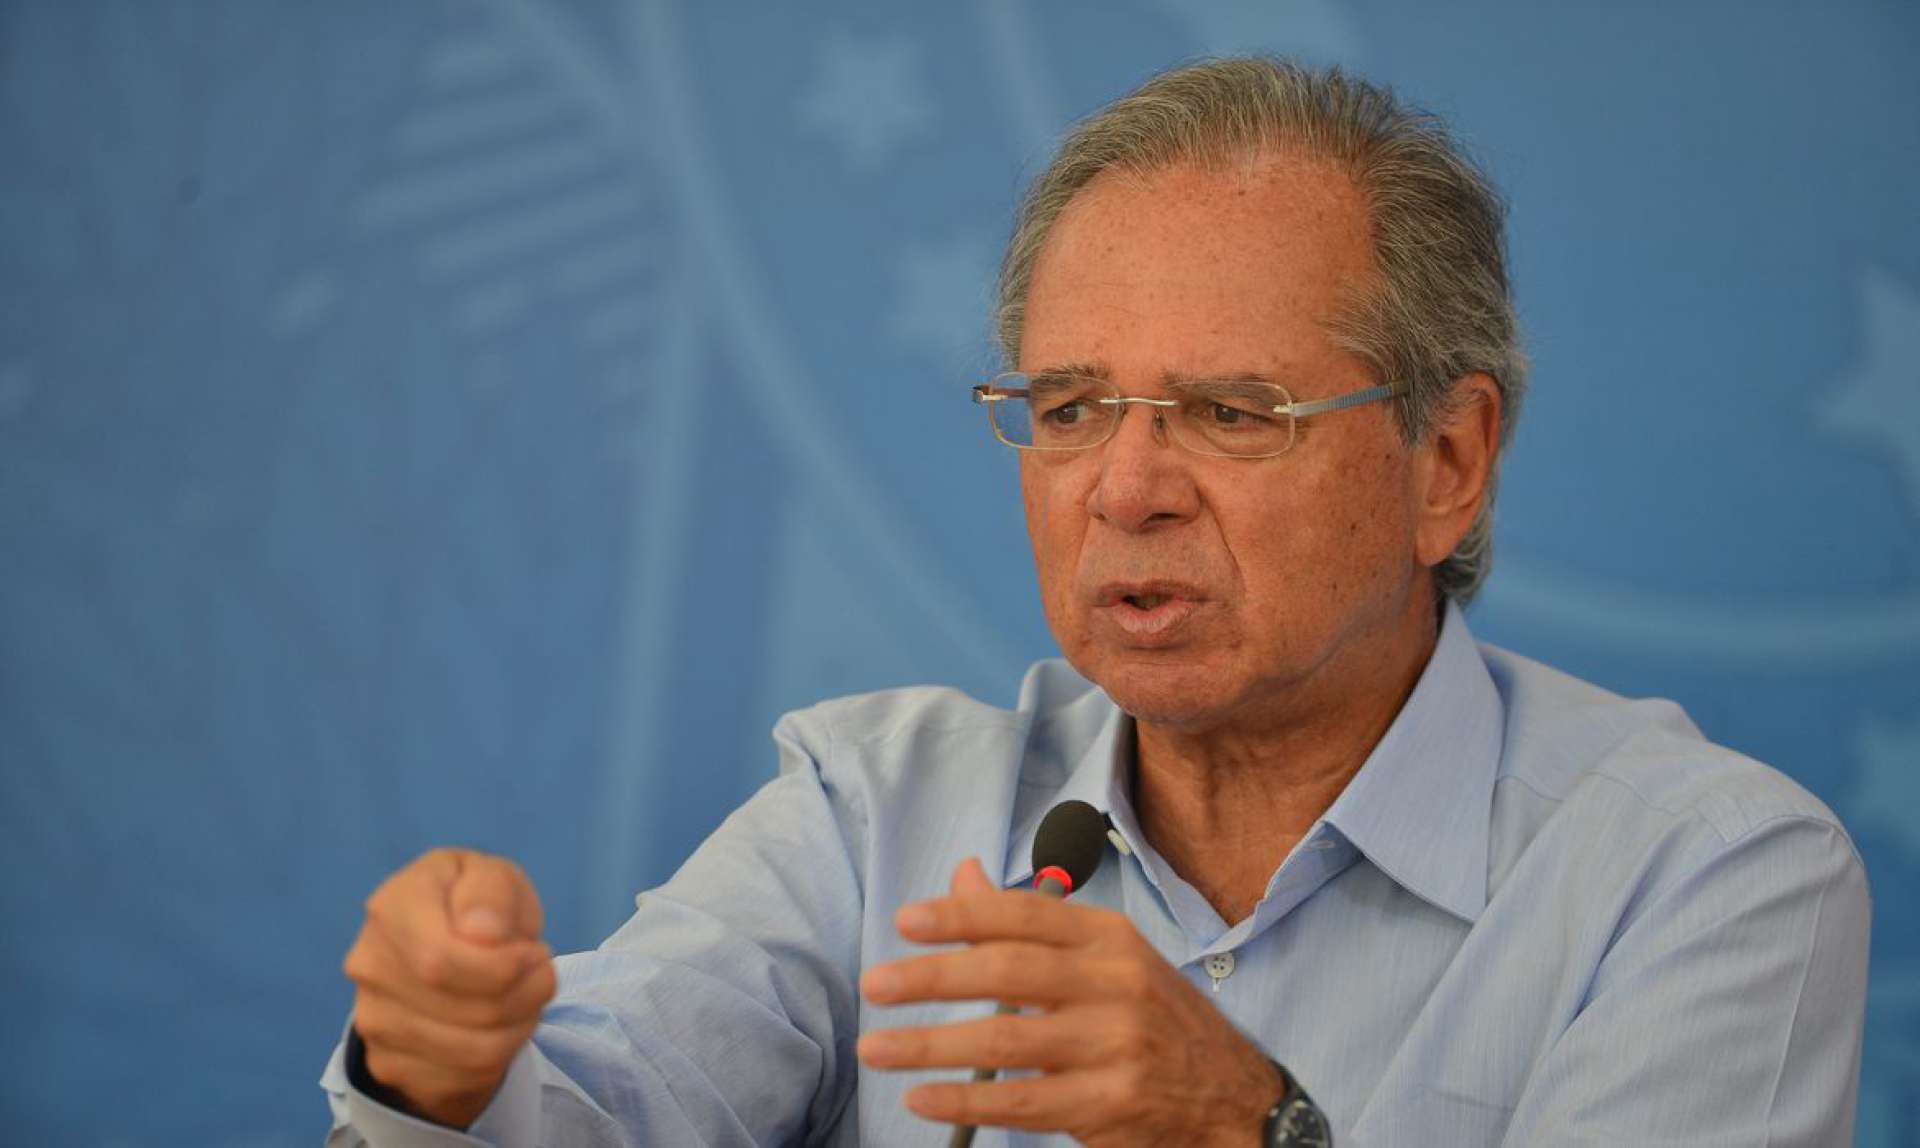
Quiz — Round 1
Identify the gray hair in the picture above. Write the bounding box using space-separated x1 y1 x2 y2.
995 57 1527 605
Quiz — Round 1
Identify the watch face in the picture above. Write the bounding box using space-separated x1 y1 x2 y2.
1273 1097 1332 1147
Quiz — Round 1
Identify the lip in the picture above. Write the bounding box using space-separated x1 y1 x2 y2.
1090 579 1209 607
1088 581 1208 644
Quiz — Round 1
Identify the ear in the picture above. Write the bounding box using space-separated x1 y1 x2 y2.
1413 373 1503 569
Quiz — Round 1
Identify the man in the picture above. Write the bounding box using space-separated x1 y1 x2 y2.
324 58 1869 1145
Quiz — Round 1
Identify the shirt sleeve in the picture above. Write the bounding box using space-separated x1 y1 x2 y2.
1498 815 1871 1146
320 709 869 1147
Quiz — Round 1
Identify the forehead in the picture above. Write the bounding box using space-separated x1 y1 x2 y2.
1021 154 1376 377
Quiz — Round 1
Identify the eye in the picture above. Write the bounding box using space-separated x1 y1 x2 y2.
1182 388 1278 429
1038 397 1089 425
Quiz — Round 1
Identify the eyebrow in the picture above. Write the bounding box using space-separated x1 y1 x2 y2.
1162 369 1280 387
1028 361 1111 381
1025 362 1283 387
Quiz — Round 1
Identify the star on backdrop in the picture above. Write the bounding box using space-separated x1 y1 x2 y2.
797 31 935 173
888 230 996 367
1842 706 1920 856
267 272 339 338
1819 268 1920 518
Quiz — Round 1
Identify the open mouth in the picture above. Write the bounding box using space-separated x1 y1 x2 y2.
1095 588 1202 643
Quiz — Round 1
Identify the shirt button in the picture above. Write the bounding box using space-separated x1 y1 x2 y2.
1202 951 1236 990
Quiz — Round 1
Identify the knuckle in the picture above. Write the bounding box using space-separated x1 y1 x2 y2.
341 938 369 981
363 1044 405 1087
352 1007 384 1042
1118 1056 1154 1096
354 1000 397 1045
893 1027 927 1059
984 946 1023 985
529 959 558 1004
1111 1009 1152 1048
983 1017 1020 1065
1086 1070 1121 1106
1113 958 1153 996
475 1028 525 1069
1014 897 1046 932
1109 1019 1153 1063
413 943 453 989
463 995 512 1028
465 853 508 886
438 1031 497 1072
940 1085 974 1122
1002 1080 1039 1118
481 952 525 993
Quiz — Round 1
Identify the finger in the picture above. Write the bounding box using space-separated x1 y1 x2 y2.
896 888 1118 948
950 856 995 898
905 1068 1115 1133
858 1010 1095 1072
364 849 480 958
862 942 1112 1008
355 991 534 1078
354 909 550 998
448 854 542 943
352 929 557 1027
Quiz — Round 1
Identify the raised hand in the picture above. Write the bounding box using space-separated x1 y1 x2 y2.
857 857 1282 1147
342 848 557 1128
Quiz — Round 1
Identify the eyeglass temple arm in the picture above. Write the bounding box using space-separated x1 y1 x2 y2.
1276 382 1407 418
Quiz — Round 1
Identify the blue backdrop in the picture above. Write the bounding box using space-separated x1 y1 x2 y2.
3 1 1916 1142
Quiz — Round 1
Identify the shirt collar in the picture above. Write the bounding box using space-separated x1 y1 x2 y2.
1003 602 1504 922
1002 700 1130 890
1317 600 1504 922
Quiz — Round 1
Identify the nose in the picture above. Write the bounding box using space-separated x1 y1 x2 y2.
1084 403 1201 532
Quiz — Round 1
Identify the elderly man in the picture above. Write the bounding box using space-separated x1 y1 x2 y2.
323 59 1869 1146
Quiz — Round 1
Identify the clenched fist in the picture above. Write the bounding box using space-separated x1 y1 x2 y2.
343 848 557 1128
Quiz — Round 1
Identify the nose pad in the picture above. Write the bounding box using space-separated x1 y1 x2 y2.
1146 406 1171 443
1109 399 1173 450
1087 400 1194 530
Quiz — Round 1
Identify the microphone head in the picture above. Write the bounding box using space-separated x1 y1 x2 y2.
1031 799 1109 893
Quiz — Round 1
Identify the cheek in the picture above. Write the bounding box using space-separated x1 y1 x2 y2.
1236 444 1412 605
1020 462 1081 597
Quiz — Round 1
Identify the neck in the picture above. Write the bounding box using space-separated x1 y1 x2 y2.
1131 596 1442 924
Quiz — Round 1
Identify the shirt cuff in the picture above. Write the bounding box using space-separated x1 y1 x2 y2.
332 1024 543 1148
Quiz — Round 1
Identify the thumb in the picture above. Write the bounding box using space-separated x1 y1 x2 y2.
447 854 540 945
950 856 994 898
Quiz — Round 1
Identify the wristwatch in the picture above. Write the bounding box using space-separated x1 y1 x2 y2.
1261 1060 1331 1147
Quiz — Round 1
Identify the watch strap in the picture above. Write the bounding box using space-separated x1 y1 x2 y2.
1260 1058 1331 1146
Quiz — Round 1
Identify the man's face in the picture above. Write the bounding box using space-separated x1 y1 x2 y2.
1018 155 1432 732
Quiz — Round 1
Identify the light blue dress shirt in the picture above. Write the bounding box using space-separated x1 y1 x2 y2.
323 605 1870 1145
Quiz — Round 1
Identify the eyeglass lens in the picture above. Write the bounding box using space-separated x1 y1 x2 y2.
991 375 1297 458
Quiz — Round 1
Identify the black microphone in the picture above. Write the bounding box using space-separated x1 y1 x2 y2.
947 800 1110 1148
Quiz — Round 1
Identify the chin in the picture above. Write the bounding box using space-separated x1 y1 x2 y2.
1074 654 1240 729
